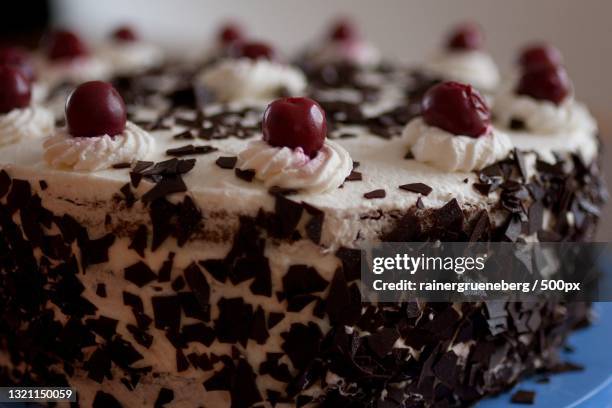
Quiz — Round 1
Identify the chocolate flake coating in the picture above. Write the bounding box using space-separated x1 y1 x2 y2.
0 63 607 408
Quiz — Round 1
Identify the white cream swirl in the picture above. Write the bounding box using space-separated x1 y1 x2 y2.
424 50 500 92
99 42 164 75
31 83 49 103
492 91 597 135
199 58 307 103
43 122 154 171
307 40 381 67
403 118 513 172
0 106 54 147
36 56 111 89
237 139 353 194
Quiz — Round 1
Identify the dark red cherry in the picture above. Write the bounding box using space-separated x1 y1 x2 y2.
263 97 327 158
236 41 275 61
46 30 89 61
65 81 127 137
113 25 139 42
329 18 358 42
218 23 244 45
447 23 484 51
422 81 491 137
0 46 35 82
518 43 563 70
516 65 571 105
0 66 31 114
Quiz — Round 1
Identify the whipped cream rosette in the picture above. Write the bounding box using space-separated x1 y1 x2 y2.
43 81 154 171
404 81 512 172
99 25 165 75
0 66 54 147
423 23 500 92
301 18 381 68
199 41 306 103
237 97 352 194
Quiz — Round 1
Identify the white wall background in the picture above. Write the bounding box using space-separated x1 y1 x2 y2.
52 0 611 114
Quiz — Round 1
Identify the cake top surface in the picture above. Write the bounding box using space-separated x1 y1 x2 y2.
0 97 597 209
0 24 601 242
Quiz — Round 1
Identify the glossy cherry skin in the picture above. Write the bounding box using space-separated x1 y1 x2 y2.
516 65 571 105
218 23 244 45
263 97 327 158
113 25 139 42
329 18 358 42
0 47 36 82
235 41 275 61
0 66 31 114
518 43 563 70
422 82 491 137
447 23 484 51
46 30 89 61
65 81 127 137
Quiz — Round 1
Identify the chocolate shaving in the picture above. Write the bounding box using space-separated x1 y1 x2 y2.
269 186 299 196
128 225 148 257
183 263 210 310
96 283 107 298
282 265 328 300
152 295 181 332
173 130 195 140
215 156 237 169
364 189 386 199
399 182 432 196
124 261 157 287
514 148 529 181
235 168 256 182
166 144 217 157
141 176 187 203
93 391 122 408
154 388 174 408
345 171 362 182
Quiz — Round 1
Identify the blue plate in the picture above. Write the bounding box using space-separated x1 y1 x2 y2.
2 303 611 408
